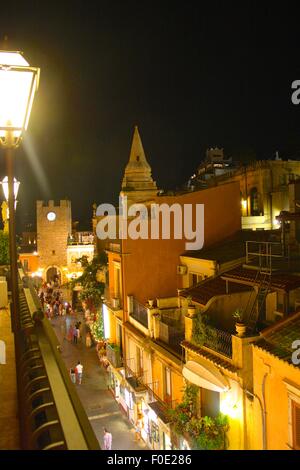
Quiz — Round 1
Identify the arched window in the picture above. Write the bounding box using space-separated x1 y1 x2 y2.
250 187 260 216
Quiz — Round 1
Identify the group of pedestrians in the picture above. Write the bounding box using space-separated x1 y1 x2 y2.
70 361 83 385
67 321 82 344
39 282 73 319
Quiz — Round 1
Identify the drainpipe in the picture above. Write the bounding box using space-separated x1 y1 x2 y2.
245 372 268 450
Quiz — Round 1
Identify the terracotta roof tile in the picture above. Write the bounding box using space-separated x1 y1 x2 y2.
181 340 237 373
222 267 300 292
181 276 252 305
254 313 300 364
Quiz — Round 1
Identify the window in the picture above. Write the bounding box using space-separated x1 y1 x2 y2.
292 401 300 450
164 367 172 399
189 273 202 287
136 346 143 376
196 388 220 418
283 380 300 449
202 388 220 417
113 263 122 301
150 421 159 444
250 187 261 216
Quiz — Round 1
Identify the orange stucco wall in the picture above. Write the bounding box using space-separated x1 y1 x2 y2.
122 182 240 307
19 254 39 274
252 346 300 450
107 252 121 301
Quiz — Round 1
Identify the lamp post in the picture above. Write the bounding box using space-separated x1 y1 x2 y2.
0 50 39 334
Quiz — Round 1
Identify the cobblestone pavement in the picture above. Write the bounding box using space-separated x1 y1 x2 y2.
51 313 147 451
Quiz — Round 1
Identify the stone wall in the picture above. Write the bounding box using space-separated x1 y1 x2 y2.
37 200 72 279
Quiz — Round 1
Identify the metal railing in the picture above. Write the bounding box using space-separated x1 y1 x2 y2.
67 231 94 245
130 298 148 328
245 241 284 273
106 343 123 368
145 382 178 411
108 243 121 253
203 327 232 358
159 321 185 355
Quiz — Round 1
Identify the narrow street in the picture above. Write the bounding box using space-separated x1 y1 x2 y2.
50 313 147 451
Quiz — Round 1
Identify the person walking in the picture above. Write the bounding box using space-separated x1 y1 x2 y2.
76 324 81 342
75 361 83 384
103 428 112 450
73 326 78 344
134 414 143 441
70 368 76 384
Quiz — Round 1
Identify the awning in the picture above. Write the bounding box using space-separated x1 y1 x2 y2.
183 359 230 393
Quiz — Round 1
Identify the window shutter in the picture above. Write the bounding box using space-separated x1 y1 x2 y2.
292 401 300 450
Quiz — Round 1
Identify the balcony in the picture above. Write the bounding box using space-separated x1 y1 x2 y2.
108 243 121 253
202 327 232 358
158 320 185 355
106 343 122 368
67 232 94 246
130 298 149 328
124 362 146 393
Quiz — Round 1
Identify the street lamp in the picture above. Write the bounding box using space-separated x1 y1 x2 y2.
1 175 20 201
1 175 20 211
0 50 39 334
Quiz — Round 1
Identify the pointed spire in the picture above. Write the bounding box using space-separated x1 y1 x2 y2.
128 125 150 168
121 125 158 204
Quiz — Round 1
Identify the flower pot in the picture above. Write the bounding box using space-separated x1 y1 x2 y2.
187 306 196 318
235 322 246 337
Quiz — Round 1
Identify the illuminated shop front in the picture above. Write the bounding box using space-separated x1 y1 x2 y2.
146 401 173 450
107 365 124 401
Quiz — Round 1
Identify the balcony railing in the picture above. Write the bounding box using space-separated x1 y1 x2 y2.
130 298 148 328
67 232 94 245
203 327 232 358
108 243 121 253
106 343 122 368
124 362 146 391
145 382 178 411
159 321 185 355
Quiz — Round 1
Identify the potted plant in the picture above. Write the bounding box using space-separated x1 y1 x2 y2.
233 309 246 337
187 295 196 317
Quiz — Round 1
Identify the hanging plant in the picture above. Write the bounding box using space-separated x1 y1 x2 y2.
168 384 229 450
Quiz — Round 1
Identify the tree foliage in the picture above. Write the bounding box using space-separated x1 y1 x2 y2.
0 230 9 265
90 311 105 342
71 252 107 311
168 384 229 450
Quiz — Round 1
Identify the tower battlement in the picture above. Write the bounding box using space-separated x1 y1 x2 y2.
36 199 71 209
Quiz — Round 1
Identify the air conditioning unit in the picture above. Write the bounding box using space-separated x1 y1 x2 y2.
112 297 120 309
177 265 187 275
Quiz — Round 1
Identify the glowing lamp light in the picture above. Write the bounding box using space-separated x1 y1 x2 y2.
102 304 110 339
0 51 40 145
241 199 247 210
1 176 20 201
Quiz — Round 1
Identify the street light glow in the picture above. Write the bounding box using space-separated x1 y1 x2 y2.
1 176 20 201
0 51 40 143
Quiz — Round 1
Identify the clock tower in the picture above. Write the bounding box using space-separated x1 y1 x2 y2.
36 199 72 283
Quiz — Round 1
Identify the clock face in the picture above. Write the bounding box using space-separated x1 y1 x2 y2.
47 211 56 222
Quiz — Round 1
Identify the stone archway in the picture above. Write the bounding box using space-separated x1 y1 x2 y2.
46 266 61 285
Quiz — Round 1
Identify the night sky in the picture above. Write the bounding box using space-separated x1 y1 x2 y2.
0 1 300 231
